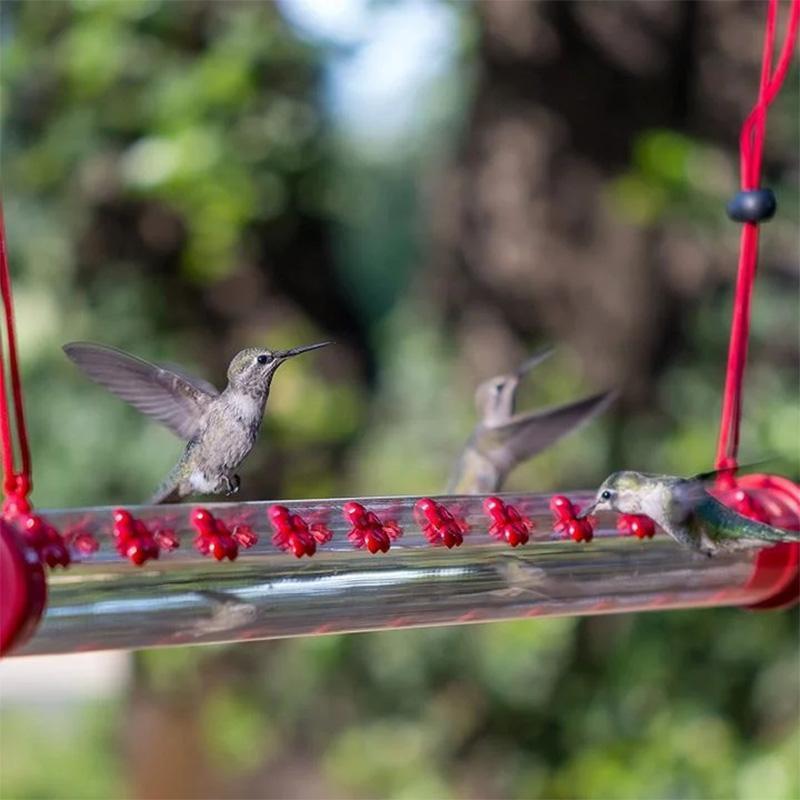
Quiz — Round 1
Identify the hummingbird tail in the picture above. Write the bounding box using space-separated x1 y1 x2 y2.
149 484 182 505
743 525 800 544
699 496 800 545
148 467 183 505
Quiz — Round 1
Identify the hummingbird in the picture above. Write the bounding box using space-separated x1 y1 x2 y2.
63 340 331 503
580 469 800 556
448 349 615 494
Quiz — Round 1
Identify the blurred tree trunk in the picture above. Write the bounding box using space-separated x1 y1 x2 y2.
429 0 773 403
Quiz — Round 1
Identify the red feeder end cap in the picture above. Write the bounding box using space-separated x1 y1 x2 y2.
1 519 46 656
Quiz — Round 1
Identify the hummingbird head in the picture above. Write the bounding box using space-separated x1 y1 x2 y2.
580 470 655 517
474 348 554 425
475 373 518 424
227 341 331 393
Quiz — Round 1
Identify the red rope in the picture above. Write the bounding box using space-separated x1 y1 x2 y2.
715 0 800 471
0 207 32 507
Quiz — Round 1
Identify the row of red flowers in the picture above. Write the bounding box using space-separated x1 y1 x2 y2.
7 495 659 567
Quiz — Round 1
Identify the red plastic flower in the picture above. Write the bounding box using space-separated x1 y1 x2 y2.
268 505 330 558
232 524 259 550
65 529 100 555
343 501 402 554
414 498 468 548
113 509 160 566
484 496 534 547
23 513 71 567
550 495 594 543
153 528 180 551
616 514 656 539
190 508 238 561
4 492 70 568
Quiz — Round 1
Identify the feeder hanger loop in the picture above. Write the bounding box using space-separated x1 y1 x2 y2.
712 0 800 609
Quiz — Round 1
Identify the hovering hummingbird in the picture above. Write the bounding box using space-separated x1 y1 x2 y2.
448 349 615 494
63 340 331 503
580 469 800 556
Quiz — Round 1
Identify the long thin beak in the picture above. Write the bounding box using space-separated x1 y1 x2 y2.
576 502 596 520
515 347 555 378
274 341 333 360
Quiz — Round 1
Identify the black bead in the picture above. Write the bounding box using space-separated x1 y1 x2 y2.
726 189 777 223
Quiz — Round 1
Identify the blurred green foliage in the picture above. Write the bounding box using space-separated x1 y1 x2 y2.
0 1 798 799
0 702 122 799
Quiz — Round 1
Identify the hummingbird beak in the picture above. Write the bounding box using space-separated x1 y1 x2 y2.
576 501 596 520
274 341 333 361
514 347 555 378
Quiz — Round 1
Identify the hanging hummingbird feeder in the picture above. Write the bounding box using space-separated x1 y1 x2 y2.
1 0 798 658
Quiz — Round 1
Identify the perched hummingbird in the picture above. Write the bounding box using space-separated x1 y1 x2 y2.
580 470 800 556
448 349 615 494
63 340 331 503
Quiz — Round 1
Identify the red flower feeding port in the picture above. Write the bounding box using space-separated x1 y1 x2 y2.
0 0 798 657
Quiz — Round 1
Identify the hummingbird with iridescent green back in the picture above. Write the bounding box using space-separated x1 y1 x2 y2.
580 470 800 556
63 340 331 503
448 349 615 494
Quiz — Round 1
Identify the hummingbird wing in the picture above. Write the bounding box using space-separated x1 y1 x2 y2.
158 362 221 399
688 459 775 483
483 390 616 474
63 342 219 440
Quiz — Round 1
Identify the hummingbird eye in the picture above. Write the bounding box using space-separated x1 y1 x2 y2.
600 490 612 501
256 354 270 365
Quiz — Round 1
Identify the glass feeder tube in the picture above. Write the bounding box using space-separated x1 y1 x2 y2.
10 488 793 656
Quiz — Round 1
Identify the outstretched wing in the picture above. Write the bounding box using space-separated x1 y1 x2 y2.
485 390 616 473
689 459 775 484
63 342 219 440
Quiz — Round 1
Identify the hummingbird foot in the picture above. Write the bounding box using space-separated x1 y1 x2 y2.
223 474 241 496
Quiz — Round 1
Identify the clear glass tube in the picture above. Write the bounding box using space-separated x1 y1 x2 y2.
13 491 778 656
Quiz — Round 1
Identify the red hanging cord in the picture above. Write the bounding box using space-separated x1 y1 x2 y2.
0 207 33 510
715 0 800 471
